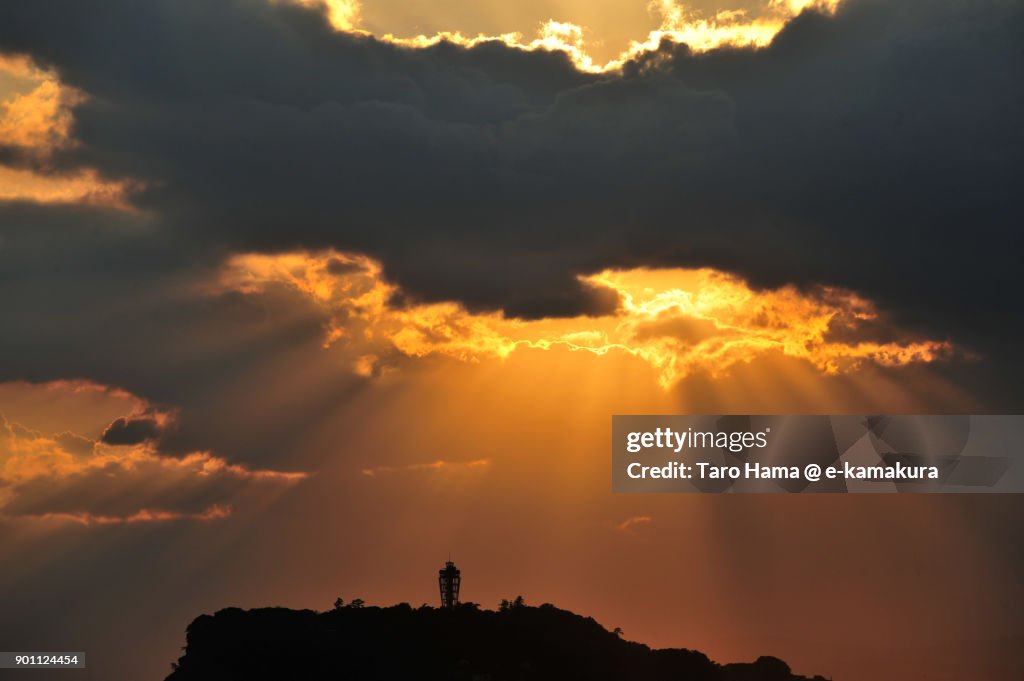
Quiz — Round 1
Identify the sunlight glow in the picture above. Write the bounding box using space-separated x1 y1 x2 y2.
294 0 844 73
289 0 363 31
217 250 951 389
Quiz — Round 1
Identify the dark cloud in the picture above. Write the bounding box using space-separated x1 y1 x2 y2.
0 0 1022 404
101 415 161 445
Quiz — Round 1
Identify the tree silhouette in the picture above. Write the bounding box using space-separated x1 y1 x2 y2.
166 603 831 681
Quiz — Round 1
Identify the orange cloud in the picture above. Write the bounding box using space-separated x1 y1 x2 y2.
217 250 952 389
361 458 492 477
0 381 306 524
0 77 82 150
0 165 131 205
0 58 131 207
0 53 44 80
17 504 233 526
617 515 653 531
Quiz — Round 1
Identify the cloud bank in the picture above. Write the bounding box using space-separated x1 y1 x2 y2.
0 0 1021 435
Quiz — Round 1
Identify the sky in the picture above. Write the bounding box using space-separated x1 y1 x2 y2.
0 0 1022 680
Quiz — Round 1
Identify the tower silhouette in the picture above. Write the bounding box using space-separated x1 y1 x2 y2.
438 560 461 608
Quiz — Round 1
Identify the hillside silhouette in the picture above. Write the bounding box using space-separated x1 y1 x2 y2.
166 601 829 681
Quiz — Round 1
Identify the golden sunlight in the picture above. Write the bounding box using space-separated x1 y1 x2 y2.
217 250 951 388
291 0 843 72
289 0 363 32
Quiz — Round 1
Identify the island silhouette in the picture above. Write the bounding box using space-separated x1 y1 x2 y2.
165 598 830 681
